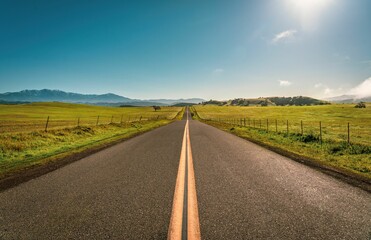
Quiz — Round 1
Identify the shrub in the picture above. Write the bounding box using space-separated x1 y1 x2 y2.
300 133 319 143
354 102 366 108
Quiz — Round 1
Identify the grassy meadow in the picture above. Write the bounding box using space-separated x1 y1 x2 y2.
0 102 183 178
0 102 181 133
192 104 371 179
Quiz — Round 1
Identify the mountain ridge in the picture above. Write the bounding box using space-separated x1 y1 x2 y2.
201 96 330 106
0 89 205 106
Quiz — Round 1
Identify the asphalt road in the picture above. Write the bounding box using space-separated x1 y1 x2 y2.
0 110 370 239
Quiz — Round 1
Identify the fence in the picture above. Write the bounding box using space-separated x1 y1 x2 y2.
0 114 171 134
192 109 371 146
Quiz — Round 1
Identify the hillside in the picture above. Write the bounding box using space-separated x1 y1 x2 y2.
0 89 131 103
0 89 205 106
201 96 329 106
148 98 205 105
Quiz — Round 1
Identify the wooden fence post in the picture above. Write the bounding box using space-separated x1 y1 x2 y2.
120 115 123 124
286 120 289 136
45 116 49 132
77 117 80 127
275 119 278 133
96 116 99 126
111 115 113 123
259 119 261 129
347 122 350 145
319 121 322 145
301 120 303 135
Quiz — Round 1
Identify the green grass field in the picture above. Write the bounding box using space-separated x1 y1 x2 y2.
0 102 181 133
192 104 371 179
0 102 183 178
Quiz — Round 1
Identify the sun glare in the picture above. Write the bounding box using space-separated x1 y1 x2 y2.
286 0 334 30
290 0 332 11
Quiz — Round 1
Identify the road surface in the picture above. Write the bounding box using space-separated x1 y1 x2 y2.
0 109 370 239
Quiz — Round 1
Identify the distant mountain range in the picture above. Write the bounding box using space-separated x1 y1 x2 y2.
324 95 371 103
5 89 367 107
0 89 205 106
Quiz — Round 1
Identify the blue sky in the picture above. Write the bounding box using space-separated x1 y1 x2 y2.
0 0 370 100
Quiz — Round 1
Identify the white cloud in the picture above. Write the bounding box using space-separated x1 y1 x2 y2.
333 53 350 62
324 88 333 95
272 29 297 43
348 77 371 98
278 80 292 86
213 68 224 74
314 83 323 88
323 87 344 97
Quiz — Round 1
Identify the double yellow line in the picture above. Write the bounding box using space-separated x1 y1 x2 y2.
168 118 201 240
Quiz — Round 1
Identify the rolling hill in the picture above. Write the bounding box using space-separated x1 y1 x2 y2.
201 96 330 106
0 89 205 106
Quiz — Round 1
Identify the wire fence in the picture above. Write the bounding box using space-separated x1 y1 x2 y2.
192 109 371 146
0 114 172 134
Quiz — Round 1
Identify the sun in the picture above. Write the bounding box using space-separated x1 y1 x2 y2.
289 0 332 11
285 0 334 30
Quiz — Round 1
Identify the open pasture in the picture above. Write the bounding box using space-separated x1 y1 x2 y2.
0 103 182 177
194 104 371 145
0 102 181 133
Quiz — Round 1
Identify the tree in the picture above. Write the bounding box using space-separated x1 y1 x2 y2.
153 106 161 111
260 100 268 107
355 102 366 108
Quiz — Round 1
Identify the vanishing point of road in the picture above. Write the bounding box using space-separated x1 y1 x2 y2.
0 108 370 239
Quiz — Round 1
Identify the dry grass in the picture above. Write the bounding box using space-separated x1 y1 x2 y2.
0 102 181 133
0 102 183 178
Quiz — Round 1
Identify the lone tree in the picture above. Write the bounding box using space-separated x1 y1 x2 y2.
153 106 161 111
355 102 366 108
260 99 268 107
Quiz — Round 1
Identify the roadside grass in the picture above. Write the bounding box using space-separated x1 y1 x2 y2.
191 105 371 179
0 103 183 178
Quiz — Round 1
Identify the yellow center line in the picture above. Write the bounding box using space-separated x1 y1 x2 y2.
186 120 201 240
168 121 187 239
168 111 201 240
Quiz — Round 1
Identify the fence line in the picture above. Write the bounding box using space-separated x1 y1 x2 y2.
0 114 174 134
190 106 368 146
199 116 370 146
